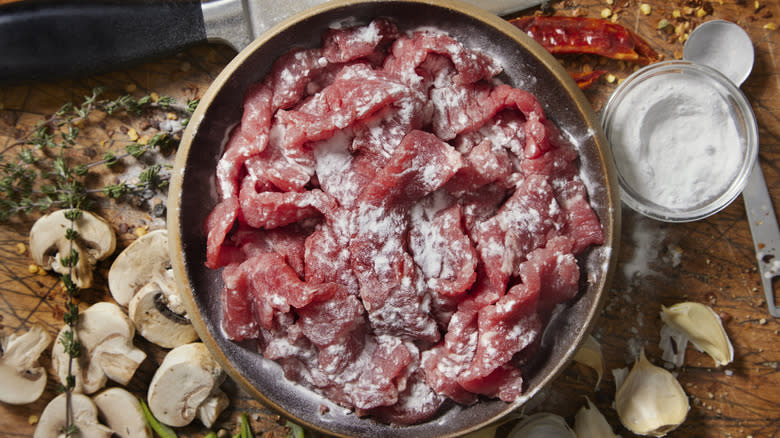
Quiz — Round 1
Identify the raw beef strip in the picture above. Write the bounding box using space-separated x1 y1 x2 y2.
458 183 508 234
244 132 316 192
455 110 527 160
346 338 415 410
430 82 497 141
298 286 365 373
444 138 514 196
304 209 361 295
232 225 308 278
204 197 241 269
268 48 328 110
457 281 542 400
518 236 581 318
474 174 567 284
349 206 439 342
323 17 399 63
384 30 502 85
244 253 339 329
357 129 462 208
367 371 446 425
216 84 274 199
553 176 605 254
220 261 258 341
409 203 477 298
238 186 335 230
275 63 410 152
420 306 480 405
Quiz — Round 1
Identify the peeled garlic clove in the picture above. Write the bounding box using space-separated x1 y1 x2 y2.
507 413 576 438
574 397 616 438
660 302 734 367
572 335 604 389
616 349 689 437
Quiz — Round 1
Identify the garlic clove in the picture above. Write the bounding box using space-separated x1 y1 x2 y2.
660 302 734 367
616 349 689 437
507 413 576 438
574 397 616 438
572 335 604 389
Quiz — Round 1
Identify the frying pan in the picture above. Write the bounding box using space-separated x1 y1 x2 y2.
167 0 620 436
0 0 543 81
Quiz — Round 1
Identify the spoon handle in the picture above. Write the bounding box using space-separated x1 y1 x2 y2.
743 161 780 317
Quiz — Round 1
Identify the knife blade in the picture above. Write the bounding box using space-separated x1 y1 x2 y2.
0 0 543 82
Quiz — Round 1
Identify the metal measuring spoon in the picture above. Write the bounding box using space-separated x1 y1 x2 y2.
683 20 780 317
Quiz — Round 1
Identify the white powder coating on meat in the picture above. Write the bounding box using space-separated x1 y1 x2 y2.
314 130 360 206
409 193 451 279
354 19 385 44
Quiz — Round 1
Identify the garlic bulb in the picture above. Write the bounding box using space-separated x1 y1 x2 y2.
615 349 689 436
507 413 576 438
574 397 616 438
572 335 604 389
660 302 734 367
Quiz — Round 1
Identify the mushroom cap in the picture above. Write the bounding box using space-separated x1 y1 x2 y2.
52 302 146 394
129 281 199 349
0 324 51 404
108 229 170 307
147 342 224 427
34 392 113 438
29 209 116 289
94 387 152 438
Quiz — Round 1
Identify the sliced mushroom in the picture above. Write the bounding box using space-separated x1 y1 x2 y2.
34 392 113 438
148 342 226 427
93 387 151 438
129 277 198 349
29 209 116 289
660 302 734 367
615 349 689 437
109 229 198 348
52 302 146 394
108 229 171 306
507 413 577 438
197 390 230 428
574 397 616 438
0 324 52 404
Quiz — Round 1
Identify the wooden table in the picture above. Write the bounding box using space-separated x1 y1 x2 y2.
1 0 778 437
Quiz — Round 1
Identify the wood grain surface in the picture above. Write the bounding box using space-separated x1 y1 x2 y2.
1 0 778 437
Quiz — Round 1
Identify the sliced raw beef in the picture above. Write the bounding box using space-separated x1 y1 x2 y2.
205 19 605 425
322 18 399 64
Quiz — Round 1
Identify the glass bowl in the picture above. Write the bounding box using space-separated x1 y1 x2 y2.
601 60 758 222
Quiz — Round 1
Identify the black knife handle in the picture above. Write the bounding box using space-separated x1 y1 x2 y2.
0 1 207 82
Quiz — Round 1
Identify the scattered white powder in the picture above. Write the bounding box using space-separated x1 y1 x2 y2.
606 74 743 211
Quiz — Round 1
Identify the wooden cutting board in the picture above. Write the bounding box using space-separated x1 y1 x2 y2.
1 0 778 436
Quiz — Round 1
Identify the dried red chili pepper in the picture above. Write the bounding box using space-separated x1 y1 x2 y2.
509 16 661 65
570 69 608 88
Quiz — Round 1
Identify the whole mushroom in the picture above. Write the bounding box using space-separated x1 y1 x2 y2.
147 342 227 427
52 302 146 394
109 229 198 348
29 209 116 289
34 392 113 438
0 324 52 405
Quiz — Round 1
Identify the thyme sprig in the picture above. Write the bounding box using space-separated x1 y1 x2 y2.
0 88 197 221
2 87 197 436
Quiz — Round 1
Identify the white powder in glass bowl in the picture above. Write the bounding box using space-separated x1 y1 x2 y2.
601 61 758 222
